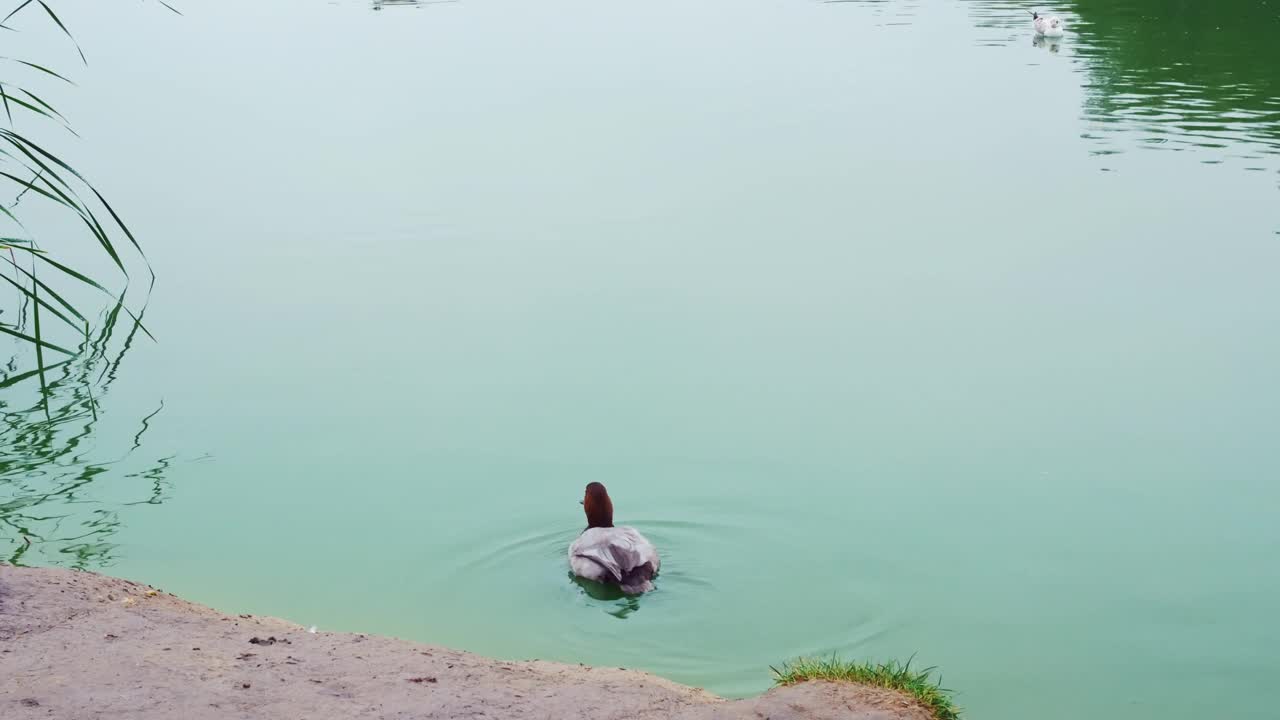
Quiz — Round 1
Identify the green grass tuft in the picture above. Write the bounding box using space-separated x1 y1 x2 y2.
771 655 960 720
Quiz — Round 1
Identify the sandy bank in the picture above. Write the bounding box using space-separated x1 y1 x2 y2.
1 565 933 719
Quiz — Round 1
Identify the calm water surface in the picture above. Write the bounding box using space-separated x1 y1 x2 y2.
3 1 1278 718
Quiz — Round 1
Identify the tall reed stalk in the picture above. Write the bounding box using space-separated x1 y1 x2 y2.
1 1 176 407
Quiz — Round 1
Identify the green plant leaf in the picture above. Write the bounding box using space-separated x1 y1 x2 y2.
0 323 75 355
0 57 75 84
0 0 35 27
0 81 12 125
90 187 146 262
0 268 82 332
2 252 89 324
36 1 85 65
18 88 67 122
0 170 73 208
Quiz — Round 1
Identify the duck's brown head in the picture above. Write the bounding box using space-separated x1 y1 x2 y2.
581 482 614 529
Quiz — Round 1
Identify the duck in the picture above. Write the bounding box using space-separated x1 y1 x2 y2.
568 482 660 595
1030 10 1065 38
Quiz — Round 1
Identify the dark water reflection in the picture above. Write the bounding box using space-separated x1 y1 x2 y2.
0 300 175 568
363 0 1280 174
1073 1 1280 167
966 0 1280 175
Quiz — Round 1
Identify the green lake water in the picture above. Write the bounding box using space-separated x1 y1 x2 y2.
3 1 1279 718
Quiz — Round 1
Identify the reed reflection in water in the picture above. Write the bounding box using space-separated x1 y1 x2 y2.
1 296 178 569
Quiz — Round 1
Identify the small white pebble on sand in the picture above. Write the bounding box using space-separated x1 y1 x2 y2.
308 626 318 634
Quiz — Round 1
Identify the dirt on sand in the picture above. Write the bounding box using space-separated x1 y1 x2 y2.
0 565 934 720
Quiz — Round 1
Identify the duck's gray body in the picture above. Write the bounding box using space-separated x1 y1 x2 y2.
569 526 660 595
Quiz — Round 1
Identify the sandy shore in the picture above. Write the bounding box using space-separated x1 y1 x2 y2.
1 565 933 719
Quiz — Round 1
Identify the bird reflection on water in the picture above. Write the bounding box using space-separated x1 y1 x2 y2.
569 573 643 619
